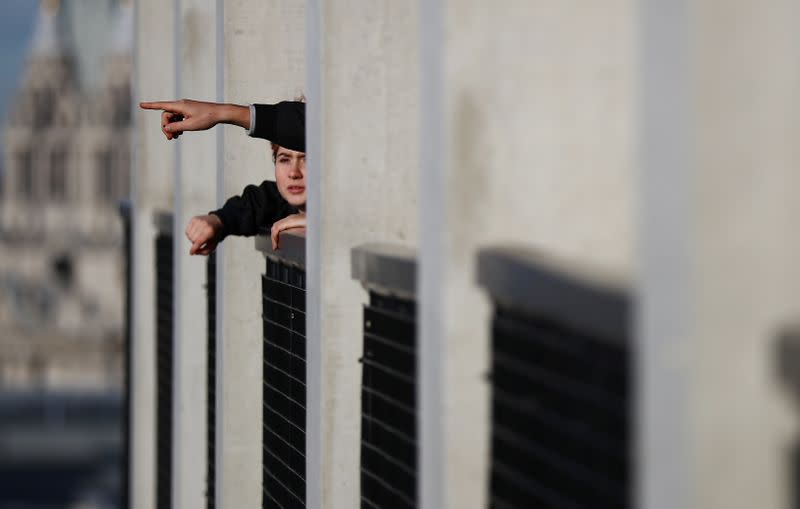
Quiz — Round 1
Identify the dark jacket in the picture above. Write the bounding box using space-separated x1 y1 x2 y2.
209 101 304 237
210 180 297 238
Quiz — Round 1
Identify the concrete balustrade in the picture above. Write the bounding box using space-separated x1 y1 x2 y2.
215 2 305 508
418 2 637 508
639 1 800 507
305 2 420 507
127 2 800 508
130 1 177 508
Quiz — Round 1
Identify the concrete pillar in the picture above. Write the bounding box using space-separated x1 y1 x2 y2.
306 1 420 506
215 1 305 508
131 1 176 508
418 2 637 508
639 1 800 507
172 1 220 507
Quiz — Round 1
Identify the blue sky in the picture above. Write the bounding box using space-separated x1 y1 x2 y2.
0 0 38 128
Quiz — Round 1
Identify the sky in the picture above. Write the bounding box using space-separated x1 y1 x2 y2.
0 0 38 130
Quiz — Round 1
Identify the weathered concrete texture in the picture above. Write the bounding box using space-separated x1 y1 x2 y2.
640 1 800 507
131 1 176 508
217 2 305 508
313 1 420 507
172 1 218 508
423 2 638 508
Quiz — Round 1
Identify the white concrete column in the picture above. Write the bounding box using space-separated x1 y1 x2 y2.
131 1 176 508
306 1 420 507
419 2 637 508
418 4 444 508
215 1 305 508
305 3 323 507
172 0 219 507
639 1 800 508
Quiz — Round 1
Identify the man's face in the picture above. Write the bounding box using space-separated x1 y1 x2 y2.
273 146 306 209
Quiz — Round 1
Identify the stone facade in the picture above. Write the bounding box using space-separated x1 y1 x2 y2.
0 0 132 391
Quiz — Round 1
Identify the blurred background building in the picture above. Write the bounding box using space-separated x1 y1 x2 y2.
0 0 130 389
0 0 131 507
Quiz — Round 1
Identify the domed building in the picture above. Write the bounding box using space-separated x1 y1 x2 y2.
0 0 132 391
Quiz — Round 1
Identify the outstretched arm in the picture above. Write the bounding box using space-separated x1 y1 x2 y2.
139 99 250 140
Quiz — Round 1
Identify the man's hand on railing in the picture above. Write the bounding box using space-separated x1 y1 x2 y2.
271 213 307 251
139 99 250 140
186 214 224 256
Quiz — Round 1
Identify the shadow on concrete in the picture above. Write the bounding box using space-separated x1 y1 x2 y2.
775 325 800 509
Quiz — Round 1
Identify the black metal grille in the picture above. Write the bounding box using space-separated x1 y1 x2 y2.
360 292 417 509
155 232 174 509
206 253 216 509
262 258 306 509
488 307 630 509
119 202 131 509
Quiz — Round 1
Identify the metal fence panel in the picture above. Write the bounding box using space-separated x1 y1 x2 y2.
155 232 174 509
262 258 306 509
360 292 417 509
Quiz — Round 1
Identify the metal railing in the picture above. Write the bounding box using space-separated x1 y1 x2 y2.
119 200 132 509
352 244 418 509
256 232 307 509
206 252 217 509
154 212 174 509
477 246 631 509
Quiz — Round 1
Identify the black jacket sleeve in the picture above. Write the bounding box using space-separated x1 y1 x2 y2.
251 102 305 153
210 180 297 238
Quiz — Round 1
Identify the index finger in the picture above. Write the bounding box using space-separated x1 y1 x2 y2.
140 101 182 112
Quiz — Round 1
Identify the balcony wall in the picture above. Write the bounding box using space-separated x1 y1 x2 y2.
305 2 420 507
417 2 637 508
215 3 306 508
639 1 800 507
171 3 220 506
128 2 800 509
130 1 176 507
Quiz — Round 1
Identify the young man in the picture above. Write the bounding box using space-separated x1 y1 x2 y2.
139 99 306 253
